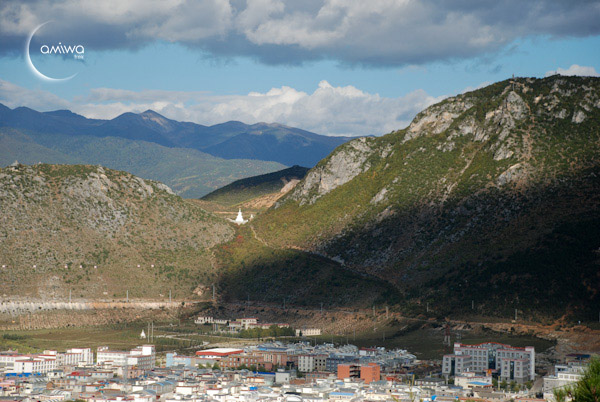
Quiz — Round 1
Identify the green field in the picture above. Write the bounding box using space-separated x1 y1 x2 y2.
0 322 249 354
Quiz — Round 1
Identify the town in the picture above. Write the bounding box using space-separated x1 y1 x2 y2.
0 315 592 402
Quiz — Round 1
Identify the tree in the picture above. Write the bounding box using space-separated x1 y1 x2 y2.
554 357 600 402
212 363 220 370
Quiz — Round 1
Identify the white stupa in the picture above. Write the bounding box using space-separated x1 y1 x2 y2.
234 208 248 225
140 329 146 339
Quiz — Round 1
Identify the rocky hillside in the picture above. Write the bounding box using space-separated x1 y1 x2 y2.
252 76 600 319
0 164 233 299
201 165 309 207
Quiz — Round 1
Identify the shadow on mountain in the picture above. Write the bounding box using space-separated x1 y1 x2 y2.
216 169 600 321
213 225 403 309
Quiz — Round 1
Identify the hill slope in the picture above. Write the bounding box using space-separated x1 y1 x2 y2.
251 76 600 319
201 165 309 207
0 164 233 299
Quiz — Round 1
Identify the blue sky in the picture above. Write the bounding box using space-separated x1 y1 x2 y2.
0 0 599 136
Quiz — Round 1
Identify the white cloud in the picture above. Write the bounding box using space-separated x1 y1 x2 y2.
545 64 599 77
1 0 598 66
0 79 442 137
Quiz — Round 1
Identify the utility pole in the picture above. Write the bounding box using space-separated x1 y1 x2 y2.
69 289 72 304
515 309 518 321
472 300 474 310
283 298 286 310
320 302 323 314
212 284 215 301
169 290 171 303
386 306 389 319
126 290 129 303
373 306 375 317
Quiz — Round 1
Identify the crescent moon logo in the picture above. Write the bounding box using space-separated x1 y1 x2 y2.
25 21 77 82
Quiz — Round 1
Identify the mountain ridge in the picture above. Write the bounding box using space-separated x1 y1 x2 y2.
248 75 600 319
0 103 356 167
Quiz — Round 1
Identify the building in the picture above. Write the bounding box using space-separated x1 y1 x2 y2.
500 357 530 383
442 354 472 376
295 328 321 337
326 355 355 373
52 348 93 366
219 353 263 369
360 363 381 384
337 364 360 380
337 363 381 384
298 354 327 372
194 316 227 325
97 345 155 370
13 356 57 374
543 364 586 401
253 350 290 367
195 348 243 360
442 342 535 382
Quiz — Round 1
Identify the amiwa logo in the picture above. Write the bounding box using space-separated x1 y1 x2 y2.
40 43 85 58
26 21 85 82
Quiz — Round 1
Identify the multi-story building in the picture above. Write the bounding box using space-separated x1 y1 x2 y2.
326 355 355 373
442 342 535 382
219 353 263 369
96 348 129 367
442 354 472 376
543 364 586 401
360 363 381 384
338 363 360 380
337 363 381 384
0 352 23 370
499 357 531 383
298 354 327 372
97 345 155 370
13 356 57 374
253 350 289 367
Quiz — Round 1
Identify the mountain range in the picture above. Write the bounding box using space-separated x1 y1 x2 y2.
0 104 355 197
0 104 355 166
1 76 599 319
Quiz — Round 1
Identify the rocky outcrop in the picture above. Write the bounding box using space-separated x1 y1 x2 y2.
289 137 377 204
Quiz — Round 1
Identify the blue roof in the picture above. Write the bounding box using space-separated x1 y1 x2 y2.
468 381 491 386
330 392 354 396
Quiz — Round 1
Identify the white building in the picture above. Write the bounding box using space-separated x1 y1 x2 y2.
296 328 321 337
0 352 22 370
442 342 535 382
543 364 585 401
97 345 155 370
194 316 228 325
13 356 57 374
442 354 472 376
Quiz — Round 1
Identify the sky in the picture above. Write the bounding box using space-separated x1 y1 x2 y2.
0 0 599 137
